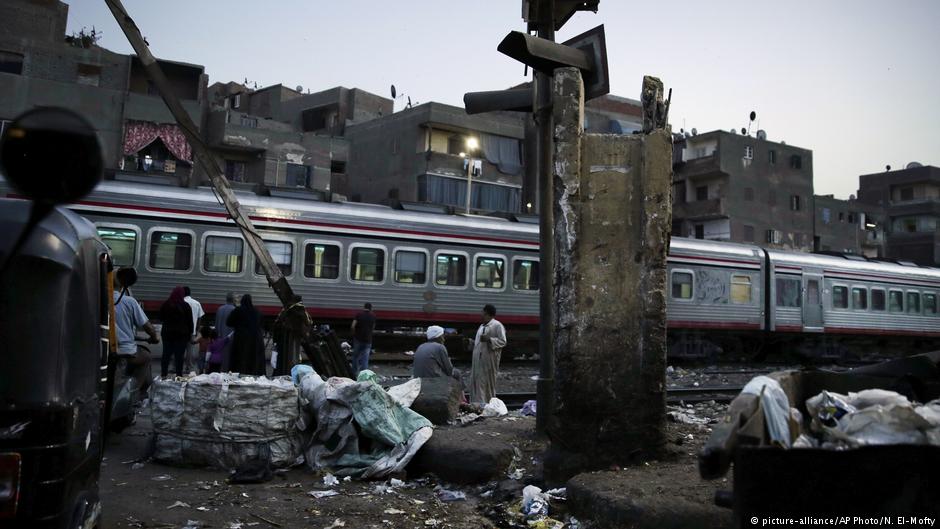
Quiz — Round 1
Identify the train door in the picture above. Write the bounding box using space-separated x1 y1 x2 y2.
802 272 824 331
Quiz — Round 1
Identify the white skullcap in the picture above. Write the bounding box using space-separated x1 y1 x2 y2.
426 325 445 340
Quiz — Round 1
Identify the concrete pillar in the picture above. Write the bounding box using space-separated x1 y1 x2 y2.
545 68 673 482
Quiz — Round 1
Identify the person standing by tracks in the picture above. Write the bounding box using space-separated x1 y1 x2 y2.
469 304 507 405
183 286 205 373
350 302 376 376
159 286 193 379
215 291 236 340
226 294 266 376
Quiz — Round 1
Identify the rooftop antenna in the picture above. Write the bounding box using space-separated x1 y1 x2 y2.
390 84 414 111
746 111 756 136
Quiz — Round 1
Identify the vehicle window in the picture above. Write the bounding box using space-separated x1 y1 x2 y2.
851 287 868 310
775 277 801 307
671 271 693 299
806 280 820 305
871 289 886 311
394 250 427 284
98 227 137 266
475 256 505 289
513 259 539 291
907 292 921 314
832 286 848 309
925 293 937 315
149 231 192 270
731 274 751 304
889 290 903 313
255 240 292 276
435 253 467 287
350 247 384 282
303 243 340 279
204 236 243 273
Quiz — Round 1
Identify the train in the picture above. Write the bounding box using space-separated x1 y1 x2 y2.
3 177 939 360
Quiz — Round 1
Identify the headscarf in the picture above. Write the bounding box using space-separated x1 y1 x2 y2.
168 286 186 306
239 293 260 327
426 325 444 340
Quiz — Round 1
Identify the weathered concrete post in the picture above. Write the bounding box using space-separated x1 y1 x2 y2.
545 68 673 482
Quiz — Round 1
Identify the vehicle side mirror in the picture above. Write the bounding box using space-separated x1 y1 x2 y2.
0 107 103 205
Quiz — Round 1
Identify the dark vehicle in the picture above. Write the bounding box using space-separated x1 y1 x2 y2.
0 109 108 528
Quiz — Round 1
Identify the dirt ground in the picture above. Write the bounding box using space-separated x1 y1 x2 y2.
99 394 731 529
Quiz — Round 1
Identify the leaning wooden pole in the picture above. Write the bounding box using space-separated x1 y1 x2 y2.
103 0 350 378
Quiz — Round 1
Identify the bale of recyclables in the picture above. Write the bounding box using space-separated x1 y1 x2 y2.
151 373 305 469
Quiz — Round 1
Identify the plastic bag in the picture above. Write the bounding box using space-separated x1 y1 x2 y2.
387 379 422 408
521 400 537 417
522 485 549 517
482 397 509 417
742 375 793 447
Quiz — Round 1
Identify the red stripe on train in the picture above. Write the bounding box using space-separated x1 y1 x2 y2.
667 320 762 330
823 326 940 337
70 198 539 248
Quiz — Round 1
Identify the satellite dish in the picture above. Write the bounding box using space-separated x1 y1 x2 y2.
679 128 684 134
390 84 397 99
691 128 697 136
295 85 303 93
906 161 923 169
741 128 747 135
756 130 767 140
886 165 892 171
731 128 737 134
749 111 757 121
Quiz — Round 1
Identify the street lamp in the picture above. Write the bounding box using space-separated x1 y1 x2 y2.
461 137 479 214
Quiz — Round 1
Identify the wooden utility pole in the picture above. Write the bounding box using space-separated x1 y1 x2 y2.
104 0 349 378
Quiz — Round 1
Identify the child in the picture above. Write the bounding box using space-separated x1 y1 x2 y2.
205 328 226 374
195 325 213 374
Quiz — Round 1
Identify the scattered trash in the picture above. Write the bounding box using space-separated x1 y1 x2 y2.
804 389 940 447
384 508 406 515
527 518 564 529
130 462 145 470
151 474 173 481
508 468 525 480
424 519 440 527
343 476 352 482
521 485 549 518
545 487 566 502
166 501 190 509
404 350 415 356
322 473 339 487
666 366 675 373
309 489 340 499
389 478 406 488
482 397 509 417
324 519 346 529
435 487 467 502
387 378 422 408
666 408 709 426
196 506 209 512
181 521 204 529
742 375 794 447
520 400 537 417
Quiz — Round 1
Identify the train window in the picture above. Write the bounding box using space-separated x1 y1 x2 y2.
832 286 848 309
475 256 506 289
303 243 340 279
731 274 752 304
775 277 801 307
204 236 243 273
671 271 693 299
254 240 293 276
435 253 467 287
512 259 539 291
350 247 385 282
97 227 137 266
149 231 192 270
394 250 427 285
871 289 886 311
907 292 921 314
888 290 903 313
925 293 937 315
851 287 868 310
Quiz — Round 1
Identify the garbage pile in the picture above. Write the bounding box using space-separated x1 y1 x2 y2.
735 375 940 449
151 373 305 469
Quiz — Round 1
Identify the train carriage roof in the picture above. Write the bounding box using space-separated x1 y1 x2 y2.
767 248 940 283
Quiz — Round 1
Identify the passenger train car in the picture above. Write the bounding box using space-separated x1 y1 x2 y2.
3 177 939 359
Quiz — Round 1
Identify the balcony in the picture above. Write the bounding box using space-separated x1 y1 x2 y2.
206 110 296 152
673 198 727 221
676 153 723 179
124 92 202 126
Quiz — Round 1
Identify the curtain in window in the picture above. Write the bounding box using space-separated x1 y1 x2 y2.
480 133 523 175
419 175 521 213
123 120 192 161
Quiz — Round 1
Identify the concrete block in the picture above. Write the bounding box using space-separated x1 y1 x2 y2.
410 377 462 425
567 472 732 529
407 427 514 484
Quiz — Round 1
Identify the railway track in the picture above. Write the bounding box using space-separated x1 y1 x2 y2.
496 385 744 409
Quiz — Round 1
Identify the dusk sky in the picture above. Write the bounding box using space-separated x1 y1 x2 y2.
66 1 940 199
